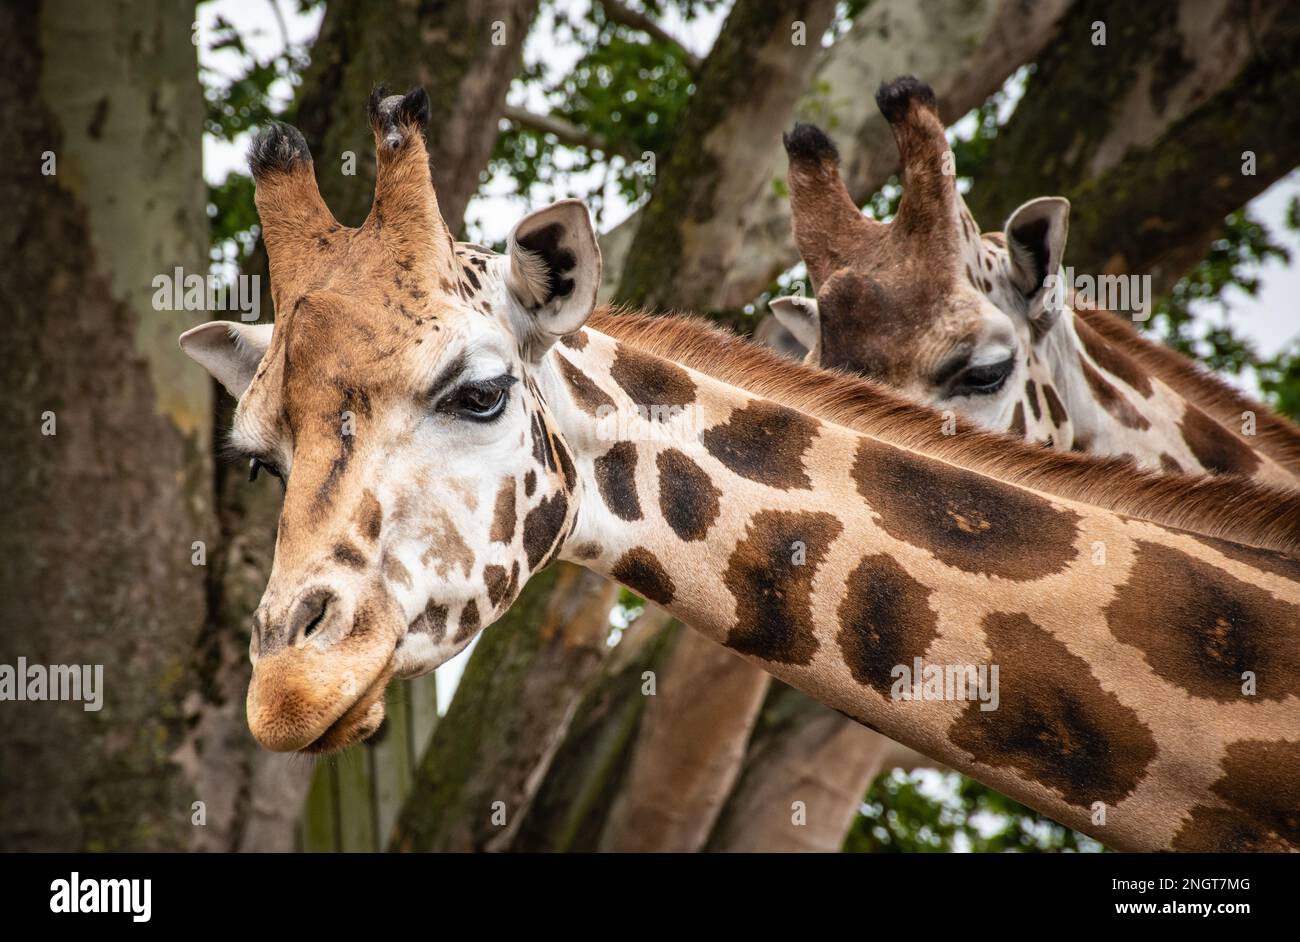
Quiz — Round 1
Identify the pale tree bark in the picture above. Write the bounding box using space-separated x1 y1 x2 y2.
616 0 839 311
508 607 680 852
599 0 1071 306
0 0 212 850
195 0 541 852
711 0 1300 854
706 686 930 852
598 631 771 851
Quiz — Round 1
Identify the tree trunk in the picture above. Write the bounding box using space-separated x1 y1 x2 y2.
0 0 212 850
963 0 1300 294
616 0 839 311
971 0 1300 298
598 630 770 851
194 0 541 852
707 685 931 852
509 607 679 852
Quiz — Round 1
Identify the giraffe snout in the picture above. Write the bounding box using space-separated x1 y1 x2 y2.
246 581 402 752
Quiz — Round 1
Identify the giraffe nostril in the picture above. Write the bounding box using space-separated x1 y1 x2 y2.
303 603 328 639
287 589 338 645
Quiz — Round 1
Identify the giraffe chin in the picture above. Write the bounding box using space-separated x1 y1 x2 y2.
246 646 397 753
300 671 391 754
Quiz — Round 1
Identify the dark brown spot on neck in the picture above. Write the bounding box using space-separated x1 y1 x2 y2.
410 599 448 642
556 353 615 416
484 564 510 609
851 437 1080 580
608 344 697 416
1080 355 1150 430
1008 401 1026 437
656 448 722 542
1025 379 1042 422
595 442 642 522
1172 740 1300 851
559 329 589 350
1179 404 1261 476
522 490 569 571
702 400 819 490
611 546 675 605
722 510 842 665
1075 316 1153 397
837 554 939 696
1103 540 1300 703
453 599 480 643
1042 383 1067 427
949 611 1157 808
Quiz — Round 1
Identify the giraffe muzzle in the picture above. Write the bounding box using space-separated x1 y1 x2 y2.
246 587 403 752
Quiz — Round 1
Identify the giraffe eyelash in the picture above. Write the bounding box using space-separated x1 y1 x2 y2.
436 374 518 422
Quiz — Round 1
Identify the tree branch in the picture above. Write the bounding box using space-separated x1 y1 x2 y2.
501 104 638 159
596 0 703 70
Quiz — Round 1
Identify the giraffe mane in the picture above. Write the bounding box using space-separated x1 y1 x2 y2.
589 307 1300 556
1073 306 1300 478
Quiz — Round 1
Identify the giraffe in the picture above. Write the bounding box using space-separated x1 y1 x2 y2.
179 89 1300 852
771 76 1300 490
720 74 1300 851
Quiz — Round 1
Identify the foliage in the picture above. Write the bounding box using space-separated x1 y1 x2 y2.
845 771 1104 853
198 0 319 268
1146 203 1300 419
489 0 716 224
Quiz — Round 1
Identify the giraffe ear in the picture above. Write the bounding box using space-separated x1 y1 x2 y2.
179 321 274 398
1005 197 1070 322
506 198 601 356
769 295 820 352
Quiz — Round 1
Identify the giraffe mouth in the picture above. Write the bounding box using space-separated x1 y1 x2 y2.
300 665 393 754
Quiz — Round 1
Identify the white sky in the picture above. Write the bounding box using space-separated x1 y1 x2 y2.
198 0 1300 706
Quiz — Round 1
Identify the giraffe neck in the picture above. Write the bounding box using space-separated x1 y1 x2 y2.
542 321 1300 853
1015 306 1293 488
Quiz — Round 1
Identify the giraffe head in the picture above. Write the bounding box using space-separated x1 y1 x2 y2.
179 88 600 752
774 76 1069 439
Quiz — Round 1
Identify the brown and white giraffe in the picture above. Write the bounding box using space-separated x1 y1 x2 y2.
729 74 1300 853
771 76 1300 489
180 89 1300 852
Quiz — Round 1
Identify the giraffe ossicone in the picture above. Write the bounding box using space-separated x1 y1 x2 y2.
180 87 1300 853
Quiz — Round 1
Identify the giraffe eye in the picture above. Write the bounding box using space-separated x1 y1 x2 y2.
439 375 517 421
248 457 284 482
949 358 1014 397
